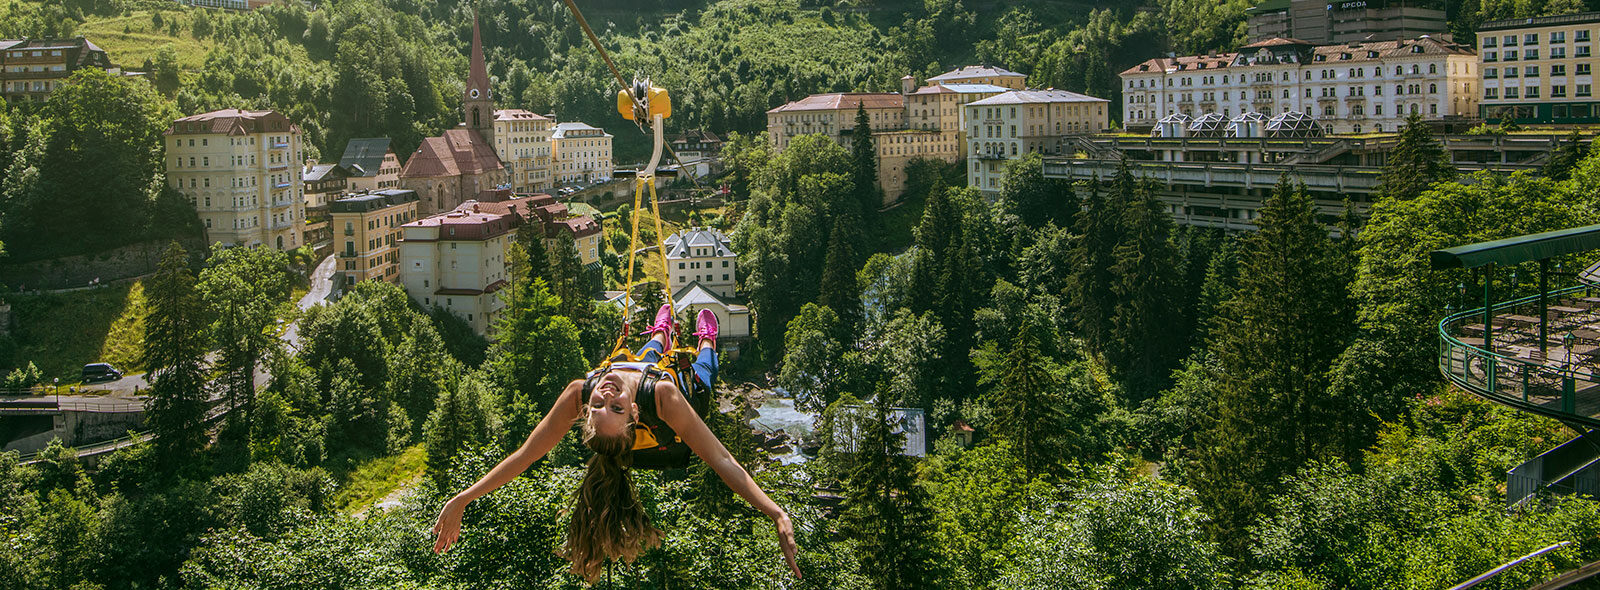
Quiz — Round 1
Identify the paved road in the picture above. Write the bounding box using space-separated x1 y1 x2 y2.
76 255 336 399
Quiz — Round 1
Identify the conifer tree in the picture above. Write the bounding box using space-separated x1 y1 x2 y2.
1068 170 1122 354
1108 182 1184 400
142 242 210 470
1193 175 1352 557
424 370 502 488
979 320 1060 478
909 178 954 316
514 219 549 286
818 217 862 340
850 104 881 217
1542 130 1586 182
1376 113 1452 201
547 233 593 324
839 393 942 589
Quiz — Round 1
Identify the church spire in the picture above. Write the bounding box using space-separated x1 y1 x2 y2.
463 7 495 147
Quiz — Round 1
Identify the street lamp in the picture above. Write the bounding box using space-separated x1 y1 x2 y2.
1565 331 1576 373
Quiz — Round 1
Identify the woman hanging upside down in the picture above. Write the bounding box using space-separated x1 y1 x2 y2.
430 305 801 580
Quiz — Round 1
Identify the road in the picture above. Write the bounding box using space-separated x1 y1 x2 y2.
77 255 337 399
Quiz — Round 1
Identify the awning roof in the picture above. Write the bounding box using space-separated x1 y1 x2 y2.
1429 224 1600 269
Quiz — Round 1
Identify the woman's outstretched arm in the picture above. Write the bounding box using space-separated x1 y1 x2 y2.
656 381 801 578
433 378 586 553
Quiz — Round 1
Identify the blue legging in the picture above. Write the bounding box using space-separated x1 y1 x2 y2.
637 340 718 388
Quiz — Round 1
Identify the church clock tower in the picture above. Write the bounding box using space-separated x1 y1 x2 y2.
463 10 495 148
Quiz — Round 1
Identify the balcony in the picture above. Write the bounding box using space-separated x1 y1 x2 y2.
274 182 292 189
270 141 289 150
1433 226 1600 430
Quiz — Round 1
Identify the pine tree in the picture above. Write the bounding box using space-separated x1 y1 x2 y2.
908 178 954 316
1542 130 1586 182
547 233 593 325
980 320 1060 478
1108 182 1184 400
1068 170 1123 354
424 369 502 488
850 104 881 215
1376 113 1452 201
840 393 942 589
514 218 549 286
142 242 209 470
818 217 862 340
1193 175 1353 557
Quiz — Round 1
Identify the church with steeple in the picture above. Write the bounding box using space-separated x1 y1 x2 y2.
398 11 508 215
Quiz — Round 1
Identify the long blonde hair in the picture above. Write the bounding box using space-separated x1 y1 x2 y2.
560 408 662 581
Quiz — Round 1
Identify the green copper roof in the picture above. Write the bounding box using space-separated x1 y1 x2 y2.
1430 224 1600 269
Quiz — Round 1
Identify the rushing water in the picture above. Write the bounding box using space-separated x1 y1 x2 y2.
748 393 817 465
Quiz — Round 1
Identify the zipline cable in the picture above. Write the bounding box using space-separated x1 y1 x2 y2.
558 0 711 193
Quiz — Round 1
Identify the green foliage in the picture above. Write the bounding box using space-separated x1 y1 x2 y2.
198 244 292 411
1068 178 1119 354
1195 177 1354 556
999 152 1074 229
1107 175 1184 400
1000 468 1229 589
423 370 503 489
143 242 210 469
1376 113 1453 202
833 394 943 589
778 303 848 412
0 68 196 261
2 361 42 390
485 272 586 437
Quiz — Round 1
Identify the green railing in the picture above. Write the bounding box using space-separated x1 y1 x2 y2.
1438 284 1600 428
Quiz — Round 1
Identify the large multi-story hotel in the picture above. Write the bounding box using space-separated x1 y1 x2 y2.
965 89 1110 195
166 109 306 250
0 37 115 103
551 122 614 185
331 189 419 287
1121 35 1478 135
398 201 519 335
766 65 1044 204
494 109 553 192
1479 12 1600 125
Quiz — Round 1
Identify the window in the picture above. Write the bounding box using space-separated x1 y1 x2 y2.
1525 49 1538 60
1552 31 1566 44
1486 67 1498 78
1485 51 1499 62
1580 30 1592 42
1553 46 1567 59
1485 87 1499 99
1429 64 1437 74
1525 33 1539 45
1580 84 1593 97
1506 87 1520 99
1526 66 1540 77
1581 63 1593 75
1553 84 1567 97
1526 86 1541 98
1581 46 1594 58
1430 83 1438 93
1553 64 1567 76
1484 36 1498 48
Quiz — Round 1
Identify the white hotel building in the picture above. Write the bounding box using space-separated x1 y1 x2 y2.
1121 36 1478 135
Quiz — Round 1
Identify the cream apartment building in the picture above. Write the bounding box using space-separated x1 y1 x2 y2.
665 227 737 298
966 89 1111 195
167 108 306 250
398 202 518 335
331 189 418 287
1479 12 1600 124
551 122 613 185
494 109 553 192
1120 36 1478 134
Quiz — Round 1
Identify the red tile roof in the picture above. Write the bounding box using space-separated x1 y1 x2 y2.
1120 53 1240 76
166 109 298 136
767 92 904 114
399 128 503 178
495 109 549 121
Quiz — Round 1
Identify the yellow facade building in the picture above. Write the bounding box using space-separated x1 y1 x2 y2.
551 122 614 185
166 109 306 250
965 90 1111 195
1479 12 1600 124
331 189 419 287
494 109 554 192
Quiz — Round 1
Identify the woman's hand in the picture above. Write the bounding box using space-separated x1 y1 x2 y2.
773 511 801 578
432 496 467 554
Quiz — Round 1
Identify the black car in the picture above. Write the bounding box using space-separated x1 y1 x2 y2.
81 363 122 383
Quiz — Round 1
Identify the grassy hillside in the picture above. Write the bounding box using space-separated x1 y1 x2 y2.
75 9 215 71
5 282 145 383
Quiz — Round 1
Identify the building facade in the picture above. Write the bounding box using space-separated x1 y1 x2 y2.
665 228 737 298
494 109 553 192
1245 0 1448 45
166 109 306 250
669 129 724 158
551 122 614 185
1479 12 1600 125
302 162 352 248
965 89 1111 194
330 189 419 287
340 138 401 193
1120 36 1478 134
767 65 1076 204
1 37 114 103
398 202 518 335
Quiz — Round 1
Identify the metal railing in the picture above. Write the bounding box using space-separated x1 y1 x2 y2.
1438 284 1600 428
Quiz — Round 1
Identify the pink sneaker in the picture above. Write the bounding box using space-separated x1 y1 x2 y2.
642 303 675 339
693 309 719 342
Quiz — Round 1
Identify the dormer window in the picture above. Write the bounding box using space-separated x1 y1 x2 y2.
1314 54 1326 61
1340 52 1351 60
1368 51 1378 58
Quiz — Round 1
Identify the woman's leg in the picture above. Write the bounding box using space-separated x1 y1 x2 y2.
692 338 718 387
636 332 669 364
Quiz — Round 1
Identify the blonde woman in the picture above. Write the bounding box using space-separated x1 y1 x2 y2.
431 305 801 580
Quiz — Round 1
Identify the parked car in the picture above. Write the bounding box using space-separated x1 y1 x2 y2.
81 363 123 383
